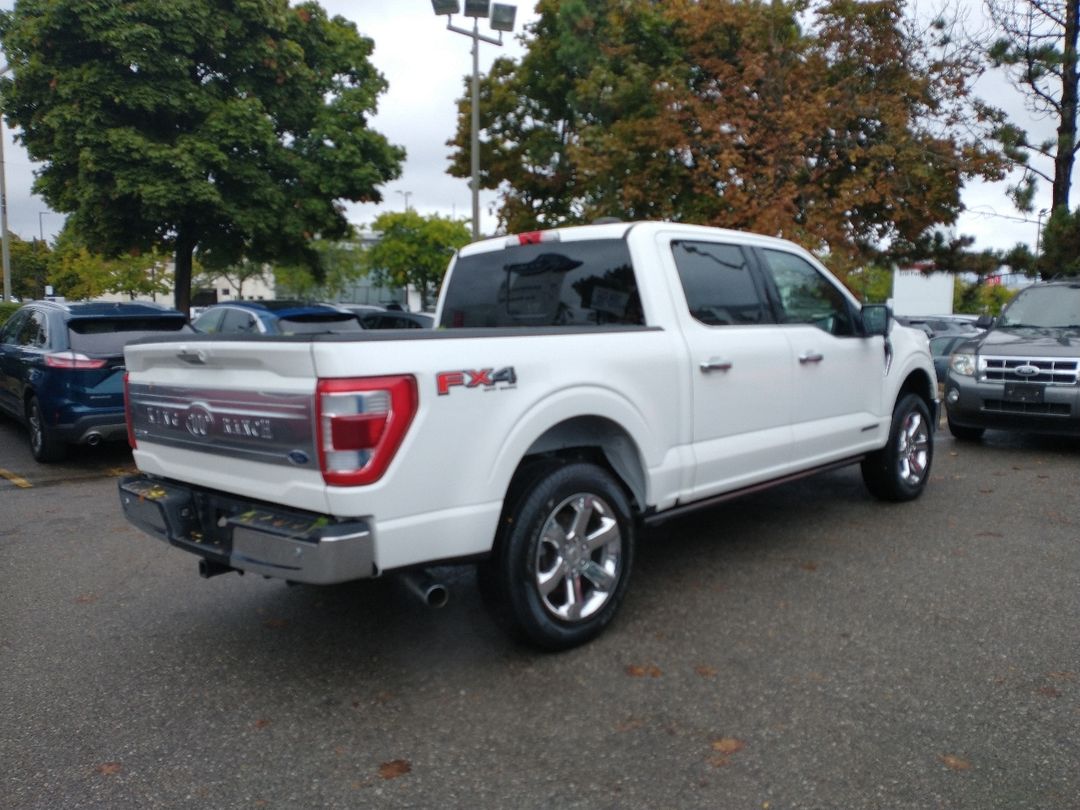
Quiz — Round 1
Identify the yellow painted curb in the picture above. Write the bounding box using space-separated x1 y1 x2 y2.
0 468 32 489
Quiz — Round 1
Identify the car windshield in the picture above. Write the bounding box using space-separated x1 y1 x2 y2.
68 317 191 354
999 284 1080 328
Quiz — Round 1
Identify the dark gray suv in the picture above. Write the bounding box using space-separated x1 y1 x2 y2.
943 281 1080 439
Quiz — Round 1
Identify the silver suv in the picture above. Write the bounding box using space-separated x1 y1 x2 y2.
944 281 1080 439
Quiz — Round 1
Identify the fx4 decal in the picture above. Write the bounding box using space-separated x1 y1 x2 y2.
436 367 517 396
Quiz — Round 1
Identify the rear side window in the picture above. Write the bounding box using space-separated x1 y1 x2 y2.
672 241 768 326
68 317 190 354
440 239 644 328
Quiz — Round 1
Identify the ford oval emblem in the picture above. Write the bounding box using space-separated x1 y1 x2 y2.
1015 364 1040 377
184 404 215 437
287 450 311 466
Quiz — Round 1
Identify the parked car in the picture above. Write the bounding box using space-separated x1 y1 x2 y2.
191 301 363 335
358 310 434 329
930 332 983 383
0 300 191 461
896 314 981 339
944 280 1080 439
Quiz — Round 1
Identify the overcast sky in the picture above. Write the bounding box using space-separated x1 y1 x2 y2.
0 0 1062 256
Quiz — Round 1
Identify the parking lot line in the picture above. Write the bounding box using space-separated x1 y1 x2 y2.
0 467 33 488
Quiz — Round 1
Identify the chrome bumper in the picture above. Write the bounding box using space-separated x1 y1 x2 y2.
118 475 374 584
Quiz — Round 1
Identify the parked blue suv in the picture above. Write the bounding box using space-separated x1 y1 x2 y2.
0 300 190 461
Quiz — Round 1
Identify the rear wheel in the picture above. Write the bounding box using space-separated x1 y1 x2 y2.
27 395 66 462
861 393 932 502
485 461 635 650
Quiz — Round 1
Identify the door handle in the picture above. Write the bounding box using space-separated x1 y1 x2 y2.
798 352 824 364
700 359 733 373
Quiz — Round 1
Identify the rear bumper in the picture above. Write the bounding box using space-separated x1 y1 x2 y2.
118 474 375 584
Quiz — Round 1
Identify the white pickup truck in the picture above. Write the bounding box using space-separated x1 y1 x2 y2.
119 222 937 649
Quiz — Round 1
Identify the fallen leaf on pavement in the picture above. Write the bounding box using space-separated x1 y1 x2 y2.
939 754 972 771
626 664 662 678
379 760 412 780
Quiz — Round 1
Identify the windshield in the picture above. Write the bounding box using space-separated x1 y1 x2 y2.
999 284 1080 328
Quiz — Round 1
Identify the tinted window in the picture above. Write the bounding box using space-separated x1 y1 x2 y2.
220 309 259 334
440 239 644 328
192 308 225 333
19 311 49 348
0 310 29 344
68 317 190 354
672 241 767 326
760 249 854 336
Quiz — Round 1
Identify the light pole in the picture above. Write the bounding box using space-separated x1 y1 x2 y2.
396 190 412 212
1 63 11 303
432 0 517 241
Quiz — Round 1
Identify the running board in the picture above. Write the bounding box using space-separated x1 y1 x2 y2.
643 455 865 527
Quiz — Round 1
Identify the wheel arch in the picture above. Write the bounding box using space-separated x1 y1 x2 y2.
895 366 936 415
512 415 648 513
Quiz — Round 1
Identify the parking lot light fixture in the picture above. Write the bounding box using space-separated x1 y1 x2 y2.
433 0 516 241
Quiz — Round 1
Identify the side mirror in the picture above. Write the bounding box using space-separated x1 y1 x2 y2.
975 314 994 329
860 304 890 337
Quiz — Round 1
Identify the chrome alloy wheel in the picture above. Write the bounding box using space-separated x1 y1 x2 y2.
534 492 623 623
896 409 930 487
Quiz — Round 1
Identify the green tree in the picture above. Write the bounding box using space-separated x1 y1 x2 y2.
360 212 470 310
48 237 173 301
983 0 1079 213
0 0 403 315
4 233 51 300
1037 205 1080 275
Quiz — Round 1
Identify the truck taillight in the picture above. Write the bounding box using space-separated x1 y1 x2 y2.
124 372 137 449
316 376 417 486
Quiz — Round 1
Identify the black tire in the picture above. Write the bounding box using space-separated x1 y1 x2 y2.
947 415 984 441
485 461 635 651
27 395 66 462
861 393 933 502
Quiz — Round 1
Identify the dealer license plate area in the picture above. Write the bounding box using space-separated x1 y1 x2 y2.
1003 383 1044 404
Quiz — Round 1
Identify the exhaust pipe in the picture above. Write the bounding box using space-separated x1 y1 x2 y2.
399 570 449 609
86 432 103 447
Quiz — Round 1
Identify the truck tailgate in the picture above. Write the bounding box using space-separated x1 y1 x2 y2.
124 338 332 514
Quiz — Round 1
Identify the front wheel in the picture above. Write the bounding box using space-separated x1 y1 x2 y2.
486 461 635 650
861 393 933 502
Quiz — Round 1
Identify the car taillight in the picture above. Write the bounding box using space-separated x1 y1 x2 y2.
44 351 107 369
316 376 417 486
124 372 137 449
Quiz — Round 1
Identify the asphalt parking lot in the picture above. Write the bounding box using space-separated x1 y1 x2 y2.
1 418 1078 809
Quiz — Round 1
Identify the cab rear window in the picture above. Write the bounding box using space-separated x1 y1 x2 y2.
440 239 644 328
68 317 190 354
